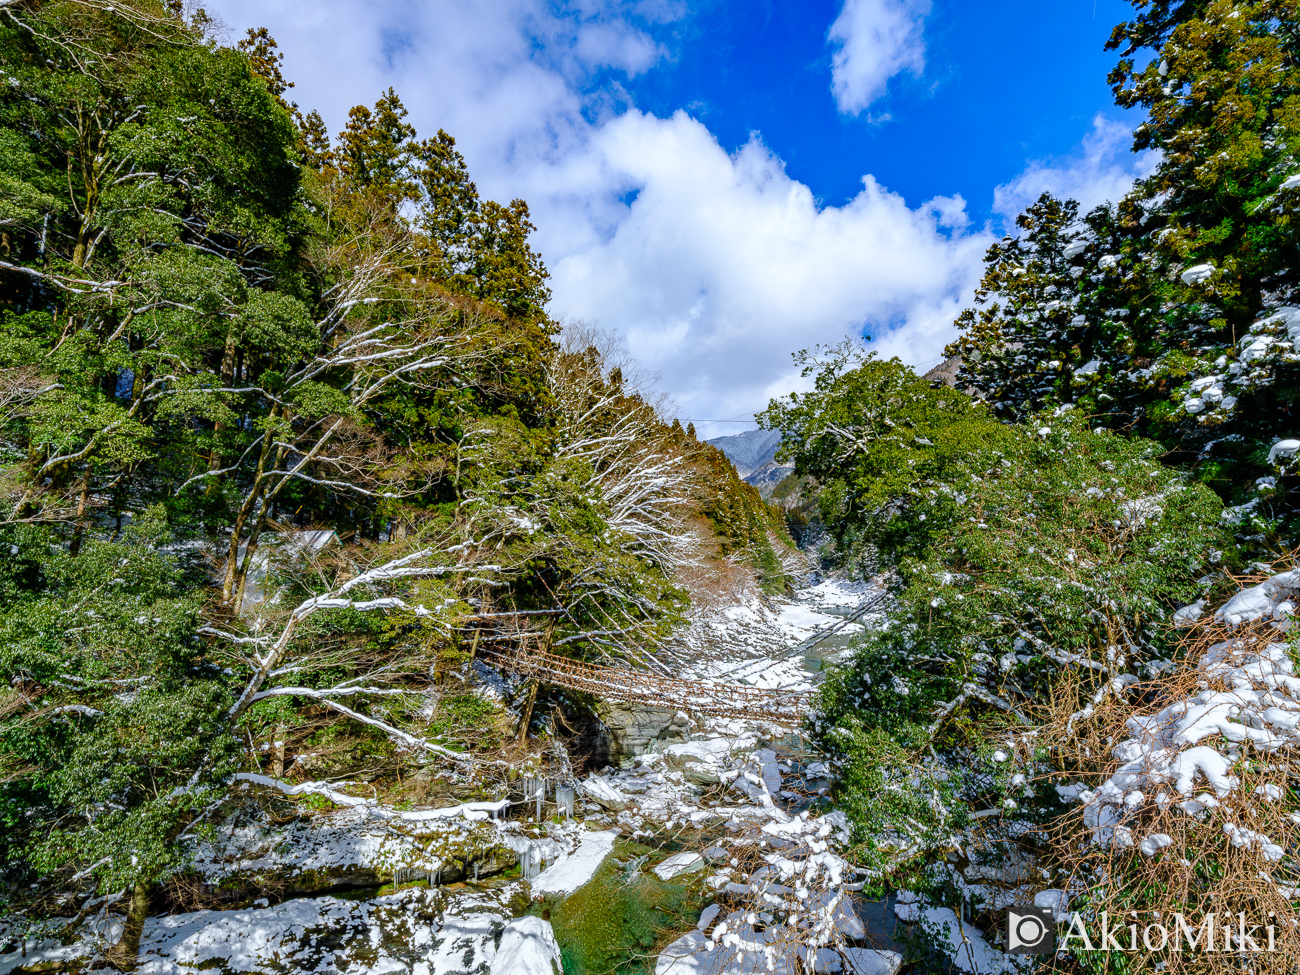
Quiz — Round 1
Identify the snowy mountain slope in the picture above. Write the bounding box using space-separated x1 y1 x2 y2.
706 428 782 476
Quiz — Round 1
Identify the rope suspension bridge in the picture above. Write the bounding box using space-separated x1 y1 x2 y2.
476 589 889 726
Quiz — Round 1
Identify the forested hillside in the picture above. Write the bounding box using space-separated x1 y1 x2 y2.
7 1 1300 973
0 0 796 956
755 2 1300 971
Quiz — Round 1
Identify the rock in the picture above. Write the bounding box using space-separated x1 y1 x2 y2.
578 774 630 812
127 884 526 975
728 750 783 802
701 846 728 864
652 852 705 881
598 704 690 762
189 804 536 905
492 917 562 975
662 738 735 785
682 766 720 786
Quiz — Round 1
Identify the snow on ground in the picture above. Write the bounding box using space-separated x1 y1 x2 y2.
797 577 883 613
529 830 618 896
676 577 879 667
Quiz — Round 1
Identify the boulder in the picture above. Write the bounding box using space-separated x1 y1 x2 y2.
598 704 690 762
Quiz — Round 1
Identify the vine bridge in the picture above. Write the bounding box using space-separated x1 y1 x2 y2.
477 643 807 725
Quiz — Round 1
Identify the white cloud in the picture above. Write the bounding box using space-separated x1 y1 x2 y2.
827 0 931 115
993 113 1161 224
206 0 989 438
545 115 990 432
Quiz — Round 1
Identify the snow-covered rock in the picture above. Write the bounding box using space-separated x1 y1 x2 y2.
579 774 631 811
653 852 706 881
189 801 534 891
1180 263 1215 285
492 917 562 975
131 886 520 975
530 830 618 897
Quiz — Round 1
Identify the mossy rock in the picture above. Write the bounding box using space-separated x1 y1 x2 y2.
530 842 705 975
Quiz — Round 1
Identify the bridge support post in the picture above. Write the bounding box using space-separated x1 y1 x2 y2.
516 679 538 745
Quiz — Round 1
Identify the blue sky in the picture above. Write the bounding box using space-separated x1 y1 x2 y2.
209 0 1154 435
621 0 1139 224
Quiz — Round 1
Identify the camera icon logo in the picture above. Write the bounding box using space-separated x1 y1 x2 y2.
1006 905 1055 955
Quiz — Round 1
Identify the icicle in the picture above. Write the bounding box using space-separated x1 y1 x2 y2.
556 783 575 819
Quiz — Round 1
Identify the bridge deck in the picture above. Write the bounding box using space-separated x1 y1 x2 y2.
478 644 806 725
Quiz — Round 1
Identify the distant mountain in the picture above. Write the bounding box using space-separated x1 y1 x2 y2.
707 428 782 476
707 428 793 492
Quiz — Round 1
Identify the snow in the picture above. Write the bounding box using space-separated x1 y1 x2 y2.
1282 174 1300 191
579 775 630 809
1215 569 1298 627
653 852 706 881
491 917 561 975
1075 359 1101 376
125 886 519 975
1268 439 1300 466
1180 263 1215 285
1075 566 1300 868
678 576 878 675
1063 240 1088 259
529 830 618 896
663 739 739 765
1173 599 1206 627
1139 833 1173 857
0 916 123 975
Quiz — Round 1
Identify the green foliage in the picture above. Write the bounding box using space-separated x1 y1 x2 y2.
758 340 987 568
691 440 792 593
765 352 1227 876
0 525 239 902
948 3 1300 544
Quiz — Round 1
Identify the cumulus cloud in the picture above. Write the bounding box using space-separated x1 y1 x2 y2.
827 0 931 116
545 115 990 431
993 113 1161 225
207 0 988 437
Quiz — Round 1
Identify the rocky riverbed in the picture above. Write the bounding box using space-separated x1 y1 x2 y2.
1 579 910 975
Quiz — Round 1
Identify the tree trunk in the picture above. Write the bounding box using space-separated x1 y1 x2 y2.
107 882 148 971
204 331 239 500
69 464 91 555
